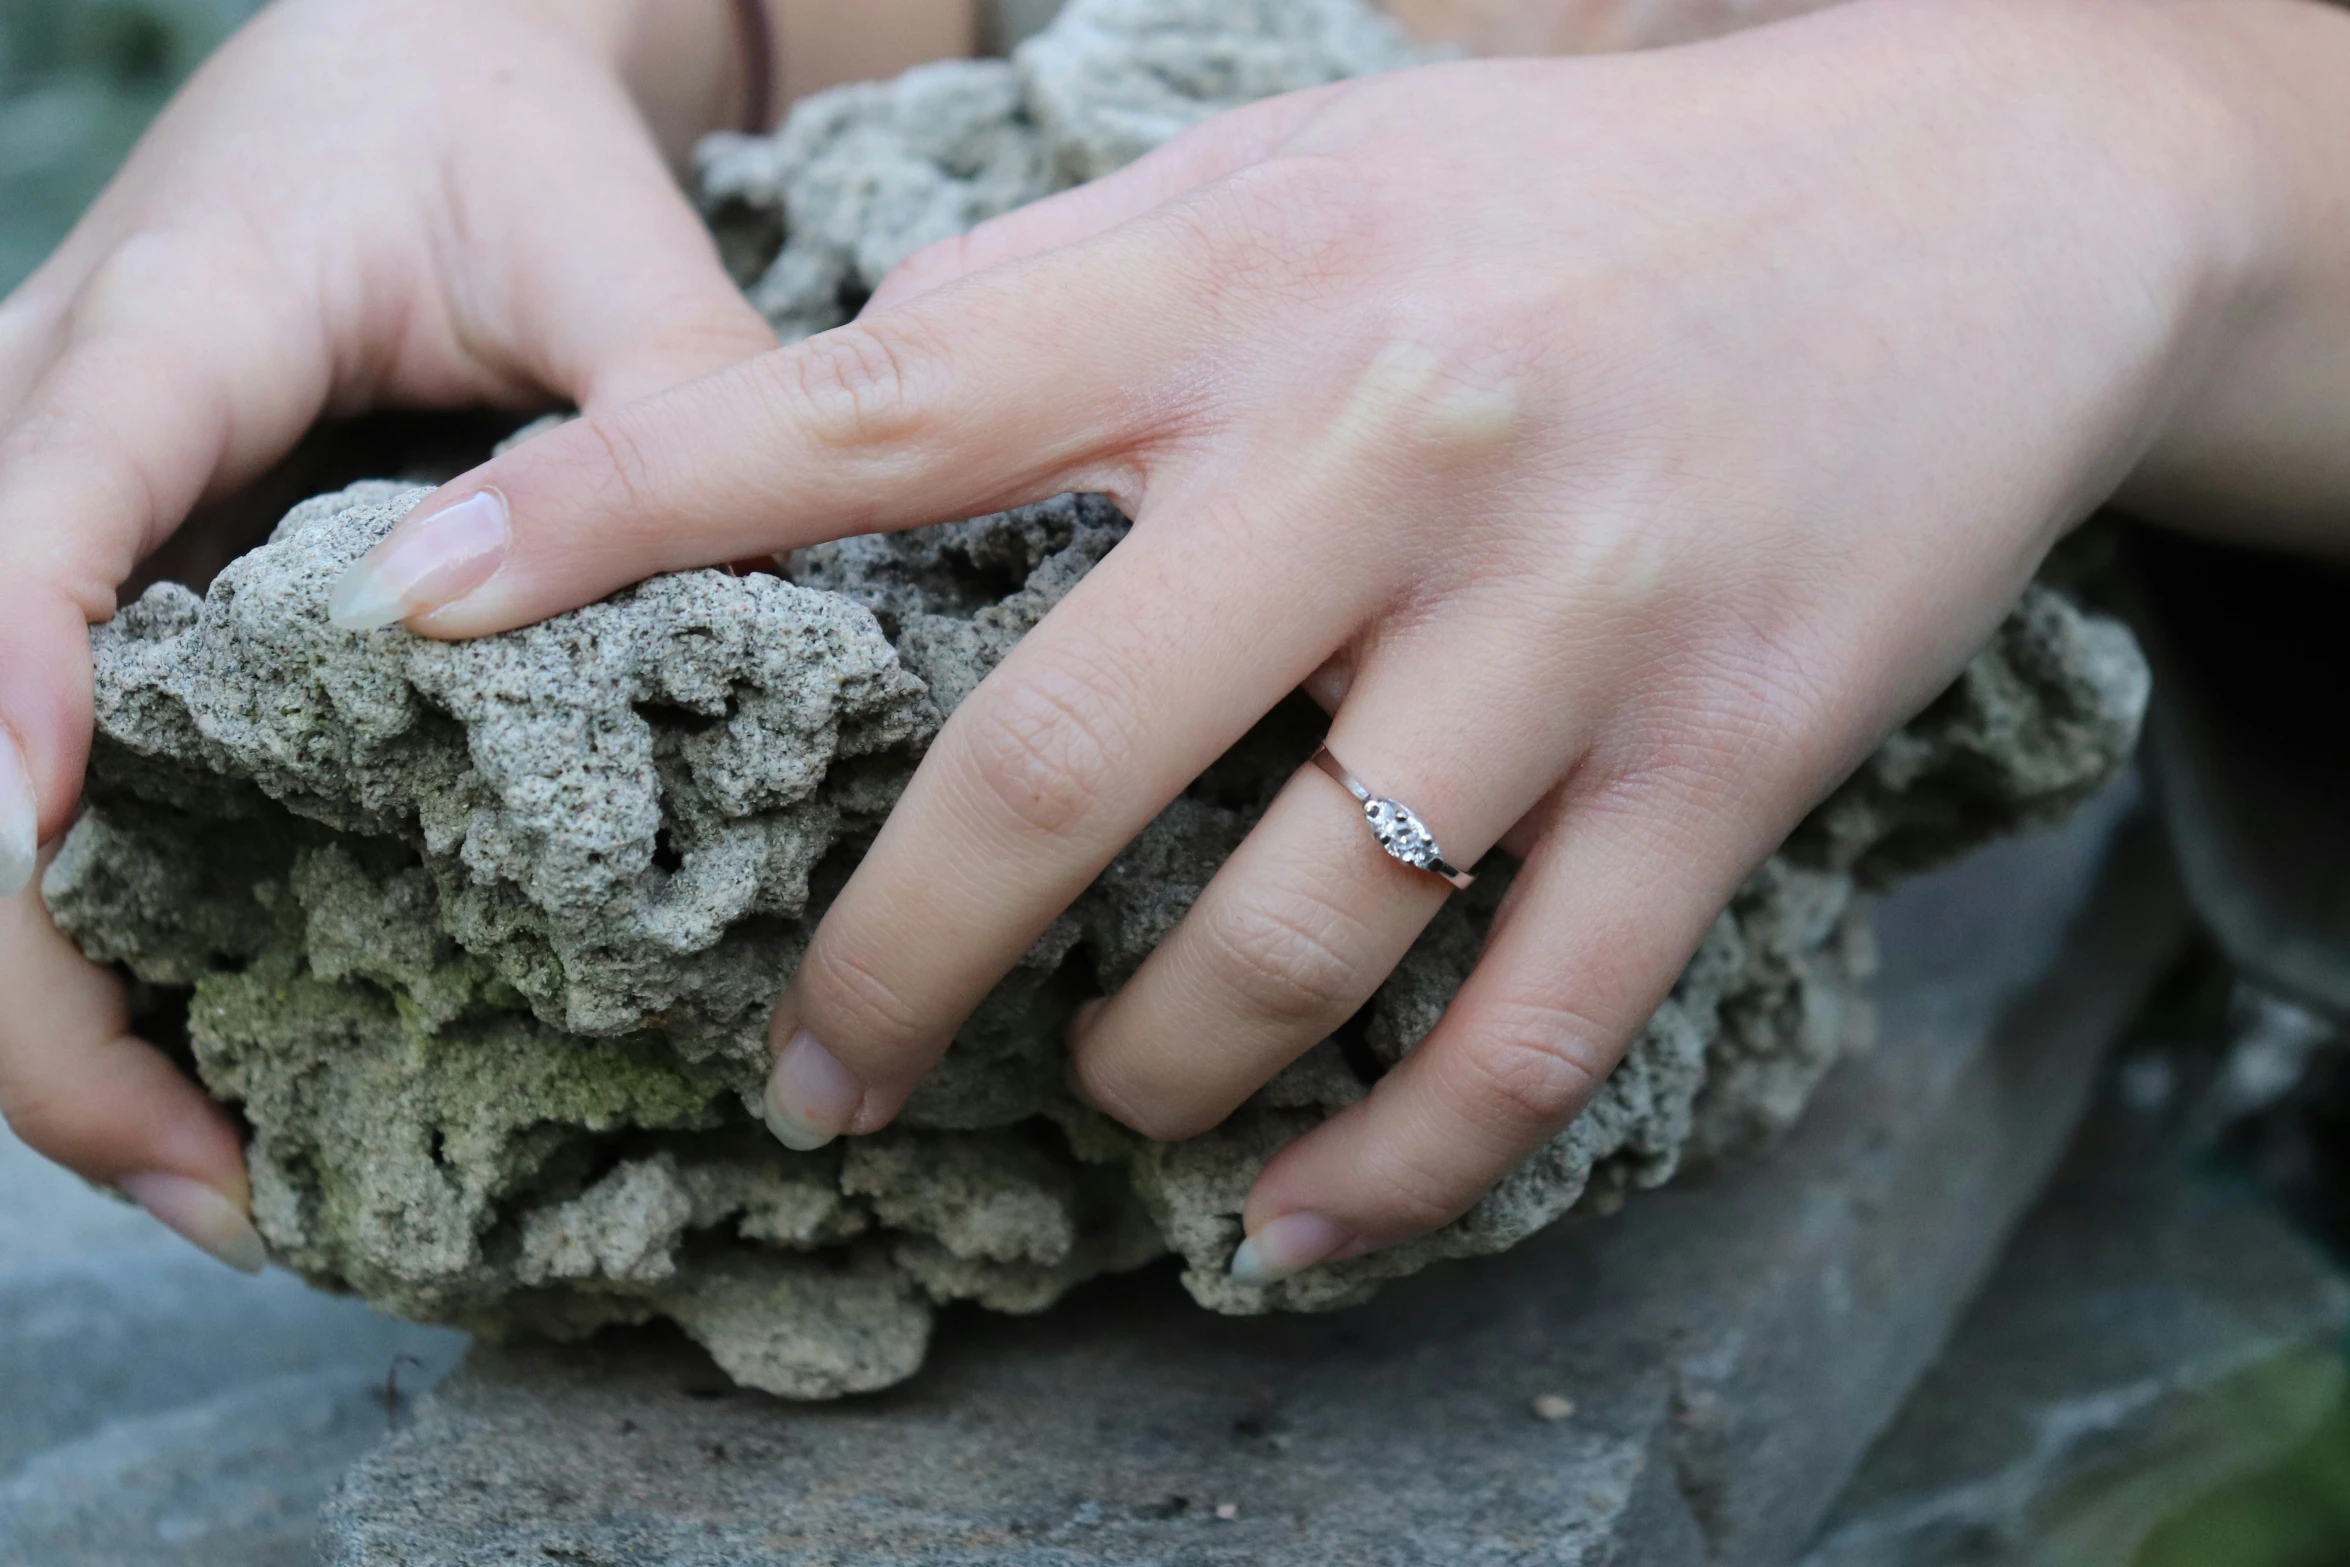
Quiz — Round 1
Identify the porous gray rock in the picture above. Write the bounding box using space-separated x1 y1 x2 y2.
694 0 1427 340
46 0 2152 1399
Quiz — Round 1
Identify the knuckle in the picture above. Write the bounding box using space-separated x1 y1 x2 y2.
576 408 664 516
1195 883 1372 1029
635 306 775 370
1451 998 1614 1133
1589 620 1838 826
765 315 946 451
1161 157 1381 308
0 1067 51 1137
0 295 56 362
801 933 932 1054
70 226 274 339
895 229 983 294
66 236 173 333
0 410 163 603
0 1071 94 1170
951 661 1139 840
1358 1147 1480 1236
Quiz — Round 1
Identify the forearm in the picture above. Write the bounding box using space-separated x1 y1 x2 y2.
2117 0 2350 555
518 0 980 159
1380 0 1847 54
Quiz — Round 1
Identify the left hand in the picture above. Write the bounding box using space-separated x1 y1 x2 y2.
325 0 2280 1281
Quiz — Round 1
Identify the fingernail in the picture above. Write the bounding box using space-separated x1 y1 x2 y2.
328 489 510 632
1229 1211 1348 1285
764 1028 863 1152
119 1172 268 1275
0 725 34 899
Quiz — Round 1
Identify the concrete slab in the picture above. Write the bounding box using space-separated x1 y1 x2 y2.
0 1097 465 1564
1801 1055 2350 1566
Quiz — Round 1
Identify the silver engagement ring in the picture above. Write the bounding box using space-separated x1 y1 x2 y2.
1311 747 1475 891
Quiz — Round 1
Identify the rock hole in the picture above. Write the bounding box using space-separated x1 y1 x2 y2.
651 829 684 876
128 984 196 1071
635 701 722 737
951 554 1031 604
707 200 785 286
1331 1001 1384 1087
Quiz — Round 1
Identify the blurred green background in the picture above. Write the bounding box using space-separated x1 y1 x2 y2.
0 0 261 292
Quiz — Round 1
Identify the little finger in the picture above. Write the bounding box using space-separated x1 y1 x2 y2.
1231 788 1773 1282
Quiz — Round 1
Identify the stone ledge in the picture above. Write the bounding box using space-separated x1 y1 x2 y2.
1803 1028 2350 1566
323 789 2184 1567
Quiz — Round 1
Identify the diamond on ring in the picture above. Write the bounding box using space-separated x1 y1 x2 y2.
1311 747 1475 891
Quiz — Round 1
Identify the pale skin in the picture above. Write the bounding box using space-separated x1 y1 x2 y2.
2 0 2347 1283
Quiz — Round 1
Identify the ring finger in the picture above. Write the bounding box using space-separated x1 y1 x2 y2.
1066 612 1582 1139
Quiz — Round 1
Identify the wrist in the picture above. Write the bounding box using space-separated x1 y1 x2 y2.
771 0 981 103
1886 0 2277 532
478 0 733 157
527 0 982 156
2108 0 2350 549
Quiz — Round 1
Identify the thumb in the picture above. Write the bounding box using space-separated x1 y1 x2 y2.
485 102 778 413
0 228 340 885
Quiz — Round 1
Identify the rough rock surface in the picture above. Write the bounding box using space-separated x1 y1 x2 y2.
694 0 1428 338
0 1114 466 1567
1802 1058 2350 1567
47 0 2151 1399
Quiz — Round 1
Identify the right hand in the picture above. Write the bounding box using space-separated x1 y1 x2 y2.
0 0 783 1266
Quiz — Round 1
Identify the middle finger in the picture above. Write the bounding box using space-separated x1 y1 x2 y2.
762 475 1381 1148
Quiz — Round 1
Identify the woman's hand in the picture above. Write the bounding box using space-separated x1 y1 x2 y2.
332 0 2315 1280
0 0 805 1263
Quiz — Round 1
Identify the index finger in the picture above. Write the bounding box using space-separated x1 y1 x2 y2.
330 203 1235 642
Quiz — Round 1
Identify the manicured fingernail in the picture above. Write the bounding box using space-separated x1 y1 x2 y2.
1229 1211 1348 1285
119 1172 268 1275
328 489 509 632
0 725 34 899
764 1028 862 1152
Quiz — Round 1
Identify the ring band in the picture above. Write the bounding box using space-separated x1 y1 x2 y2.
1311 747 1475 891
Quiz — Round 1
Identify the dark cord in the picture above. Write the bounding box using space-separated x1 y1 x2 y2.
732 0 777 133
